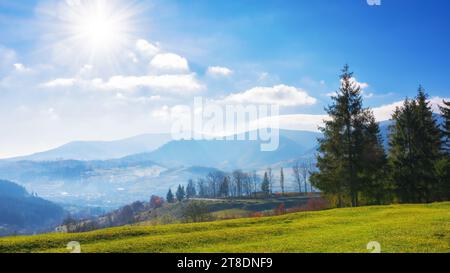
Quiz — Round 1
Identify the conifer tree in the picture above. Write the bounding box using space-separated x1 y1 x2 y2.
166 189 174 203
439 100 450 154
388 87 442 203
176 184 186 202
416 88 442 201
436 99 450 200
310 65 386 207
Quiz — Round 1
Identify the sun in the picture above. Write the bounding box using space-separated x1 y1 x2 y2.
77 12 120 49
43 0 142 70
70 0 129 52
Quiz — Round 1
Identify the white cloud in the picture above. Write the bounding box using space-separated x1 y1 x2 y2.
136 39 160 58
256 114 328 132
372 101 405 121
207 66 233 77
372 96 449 121
100 74 203 93
221 84 317 106
348 77 369 89
42 78 76 87
43 73 204 94
150 53 189 72
13 63 31 72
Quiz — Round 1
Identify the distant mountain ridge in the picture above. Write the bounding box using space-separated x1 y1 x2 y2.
5 133 172 162
0 130 321 207
119 130 321 170
4 117 444 208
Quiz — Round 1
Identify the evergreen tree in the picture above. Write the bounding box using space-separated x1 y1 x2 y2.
280 168 285 196
166 189 174 203
261 172 270 197
186 179 196 199
389 98 419 203
310 65 386 207
435 157 450 201
388 87 442 203
416 88 442 201
176 184 185 202
437 100 450 200
439 100 450 154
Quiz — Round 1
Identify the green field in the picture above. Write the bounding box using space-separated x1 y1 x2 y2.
1 202 449 253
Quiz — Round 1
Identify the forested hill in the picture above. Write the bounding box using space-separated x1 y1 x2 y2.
0 180 64 236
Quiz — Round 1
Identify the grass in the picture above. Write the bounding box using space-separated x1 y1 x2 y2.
0 202 449 253
211 209 252 220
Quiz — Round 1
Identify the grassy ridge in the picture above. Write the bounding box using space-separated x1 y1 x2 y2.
1 202 449 253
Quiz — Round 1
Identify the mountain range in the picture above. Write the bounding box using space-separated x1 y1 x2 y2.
3 114 441 208
0 130 321 207
5 133 172 162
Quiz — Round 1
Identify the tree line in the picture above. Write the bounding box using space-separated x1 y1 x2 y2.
166 164 316 203
310 65 450 207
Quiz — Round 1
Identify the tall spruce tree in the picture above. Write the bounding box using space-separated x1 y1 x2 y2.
436 99 450 200
176 184 186 202
310 65 386 207
388 87 442 203
166 189 174 203
439 100 450 154
416 88 442 201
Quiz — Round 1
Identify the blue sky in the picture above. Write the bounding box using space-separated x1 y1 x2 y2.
0 0 449 158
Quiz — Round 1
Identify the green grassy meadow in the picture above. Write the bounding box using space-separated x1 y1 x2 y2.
0 202 449 253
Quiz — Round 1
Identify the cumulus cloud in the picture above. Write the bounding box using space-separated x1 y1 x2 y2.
150 53 189 72
347 77 369 89
207 66 233 77
221 84 317 106
136 39 160 58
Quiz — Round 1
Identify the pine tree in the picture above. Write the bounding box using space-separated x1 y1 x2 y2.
261 172 270 197
166 188 174 203
359 115 390 204
176 184 185 202
186 179 196 199
388 98 419 203
388 87 442 203
310 65 386 207
437 99 450 200
280 168 285 196
439 100 450 154
415 87 442 201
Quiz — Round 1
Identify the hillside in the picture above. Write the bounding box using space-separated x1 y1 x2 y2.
0 180 64 236
1 202 449 253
